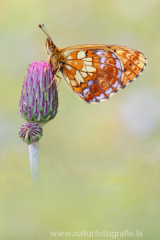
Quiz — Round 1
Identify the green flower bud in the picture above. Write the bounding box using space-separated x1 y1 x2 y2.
19 122 43 145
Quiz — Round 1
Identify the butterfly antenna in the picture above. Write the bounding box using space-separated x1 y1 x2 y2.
39 24 53 43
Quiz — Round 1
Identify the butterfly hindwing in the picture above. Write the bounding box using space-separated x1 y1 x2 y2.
107 45 147 88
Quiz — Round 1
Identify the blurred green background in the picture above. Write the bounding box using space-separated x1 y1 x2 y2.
0 0 160 239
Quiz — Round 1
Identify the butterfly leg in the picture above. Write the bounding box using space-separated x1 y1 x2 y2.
46 65 61 91
56 75 62 87
42 60 50 75
42 60 61 89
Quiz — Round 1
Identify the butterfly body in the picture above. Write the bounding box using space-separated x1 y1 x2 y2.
39 24 147 103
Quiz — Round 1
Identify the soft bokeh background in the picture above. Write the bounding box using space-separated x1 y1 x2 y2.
0 0 160 239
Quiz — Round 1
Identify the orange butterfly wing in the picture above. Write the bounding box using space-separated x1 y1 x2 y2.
107 45 147 88
60 45 147 103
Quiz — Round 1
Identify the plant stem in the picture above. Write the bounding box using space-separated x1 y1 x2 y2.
29 142 40 184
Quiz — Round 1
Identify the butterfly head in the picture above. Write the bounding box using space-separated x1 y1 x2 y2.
45 38 55 55
39 24 56 55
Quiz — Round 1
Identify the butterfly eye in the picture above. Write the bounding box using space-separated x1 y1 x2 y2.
45 38 54 55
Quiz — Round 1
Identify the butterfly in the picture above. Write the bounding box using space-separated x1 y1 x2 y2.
39 24 147 103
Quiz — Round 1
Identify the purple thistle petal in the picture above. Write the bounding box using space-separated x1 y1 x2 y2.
40 92 44 109
29 77 33 96
33 71 38 90
19 61 58 123
25 93 29 112
37 81 41 102
31 88 35 108
28 106 32 120
44 100 48 116
50 81 54 98
34 99 38 116
37 111 42 122
25 81 28 95
50 98 54 112
47 87 50 104
43 74 46 91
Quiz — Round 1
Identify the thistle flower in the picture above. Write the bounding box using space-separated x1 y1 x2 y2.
19 61 58 124
18 61 59 184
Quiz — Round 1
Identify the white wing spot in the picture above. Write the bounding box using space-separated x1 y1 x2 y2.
83 57 92 62
83 88 90 96
105 88 112 95
78 92 85 99
67 55 72 60
100 57 106 63
88 72 93 77
89 98 97 103
111 53 122 69
112 80 119 88
82 65 96 72
109 92 116 97
77 51 86 59
117 70 122 79
115 59 121 69
81 71 87 78
100 64 105 69
88 80 94 87
75 70 85 84
71 80 77 86
99 98 107 102
65 65 72 70
83 61 92 66
96 50 104 56
112 53 117 59
96 93 105 101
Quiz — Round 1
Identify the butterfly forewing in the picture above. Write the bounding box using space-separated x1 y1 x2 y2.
61 48 124 103
59 44 147 103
